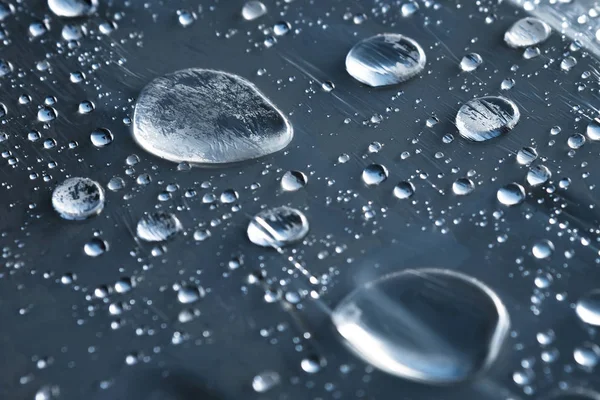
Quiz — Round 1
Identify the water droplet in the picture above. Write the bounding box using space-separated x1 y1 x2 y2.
332 268 510 384
37 106 57 122
252 371 280 393
460 53 483 72
568 133 586 149
393 181 415 199
452 178 475 196
136 212 183 242
497 183 526 206
321 81 335 92
346 33 426 87
281 170 307 191
177 9 195 27
501 78 515 90
0 59 12 77
84 238 108 257
134 69 292 165
561 56 577 72
52 177 105 220
78 100 95 114
301 356 324 374
242 1 267 21
576 290 600 326
517 147 538 165
574 343 600 368
107 177 125 191
532 239 555 259
362 164 388 186
177 285 205 304
273 21 291 36
456 96 520 142
586 119 600 141
48 0 98 18
527 165 551 186
90 128 113 148
247 206 309 248
193 229 211 241
35 385 60 400
219 189 238 204
504 17 551 48
400 1 419 17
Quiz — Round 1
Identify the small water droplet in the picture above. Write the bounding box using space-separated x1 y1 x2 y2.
532 239 555 259
456 96 520 142
48 0 98 18
362 164 388 186
52 177 105 220
497 183 526 206
527 165 551 186
576 290 600 326
84 238 108 257
252 371 280 393
247 206 309 248
136 212 183 242
281 170 307 191
452 178 475 196
242 1 267 21
504 17 551 48
460 53 483 72
393 181 415 199
90 128 113 148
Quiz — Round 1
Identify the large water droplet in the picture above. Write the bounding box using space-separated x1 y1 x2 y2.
242 1 267 21
247 206 309 247
504 17 551 48
456 96 520 142
281 170 307 191
252 371 280 393
133 68 293 165
497 183 525 206
84 238 108 257
332 268 510 384
48 0 98 18
532 239 555 259
136 212 183 242
516 147 538 165
345 33 426 87
576 290 600 326
452 178 475 196
573 343 600 368
52 177 105 220
586 119 600 141
527 165 551 186
90 128 113 148
393 181 415 199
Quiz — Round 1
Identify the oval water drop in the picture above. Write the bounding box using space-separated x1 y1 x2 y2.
52 177 105 220
456 96 520 142
247 206 309 248
527 165 551 186
345 33 426 87
242 1 267 21
586 119 600 141
281 170 307 191
136 212 183 242
576 290 600 326
362 164 388 186
393 181 415 199
452 178 474 196
133 68 293 165
48 0 98 18
504 17 551 48
332 268 510 384
460 53 482 72
497 183 526 206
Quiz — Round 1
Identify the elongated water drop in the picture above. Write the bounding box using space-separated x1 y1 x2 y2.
48 0 98 18
456 96 520 142
136 212 183 242
247 206 309 247
345 33 426 87
52 177 105 220
133 69 293 165
504 17 551 48
332 268 510 384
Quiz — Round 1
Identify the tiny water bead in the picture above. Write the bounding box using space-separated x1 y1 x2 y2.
332 268 510 384
362 164 388 186
136 212 183 242
455 96 520 142
452 178 475 196
532 239 555 259
84 238 108 257
52 177 105 220
48 0 98 18
497 183 526 206
90 128 113 148
133 68 293 165
247 206 309 248
241 1 267 21
460 53 483 72
576 290 600 326
393 181 415 199
281 170 307 191
345 33 426 87
504 17 551 48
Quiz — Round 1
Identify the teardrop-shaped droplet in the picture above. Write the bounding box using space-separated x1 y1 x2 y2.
332 268 510 384
247 206 309 248
90 128 113 148
133 68 293 165
52 177 105 220
48 0 98 18
456 96 520 142
576 289 600 326
497 183 526 206
136 212 183 242
504 17 551 48
345 33 426 87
